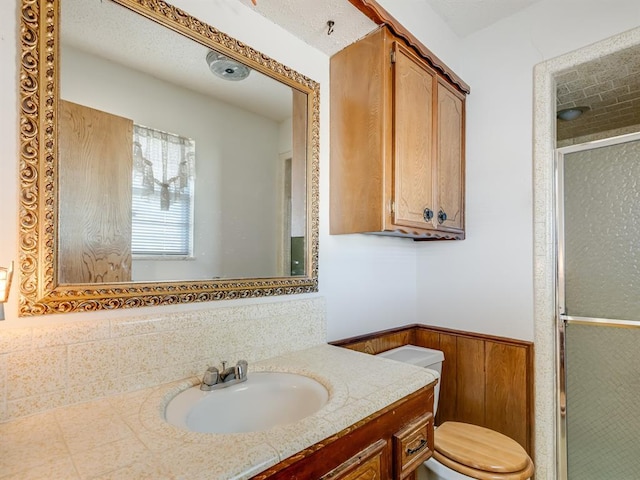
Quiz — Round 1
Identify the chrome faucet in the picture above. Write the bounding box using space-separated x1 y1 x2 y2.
200 360 248 391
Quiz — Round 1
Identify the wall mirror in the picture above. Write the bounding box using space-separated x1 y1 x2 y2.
18 0 319 316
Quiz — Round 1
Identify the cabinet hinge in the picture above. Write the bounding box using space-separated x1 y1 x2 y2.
390 201 395 214
390 50 396 64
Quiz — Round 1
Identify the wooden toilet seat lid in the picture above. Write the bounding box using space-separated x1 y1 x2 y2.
435 422 533 476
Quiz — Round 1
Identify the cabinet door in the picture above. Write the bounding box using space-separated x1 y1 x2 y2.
435 78 465 233
392 42 436 231
320 439 388 480
58 100 133 283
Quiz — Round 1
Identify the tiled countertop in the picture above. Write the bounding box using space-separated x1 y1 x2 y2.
0 344 437 480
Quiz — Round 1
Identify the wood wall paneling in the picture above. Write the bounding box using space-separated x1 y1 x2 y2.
454 336 485 425
484 342 529 450
331 325 534 457
423 332 457 426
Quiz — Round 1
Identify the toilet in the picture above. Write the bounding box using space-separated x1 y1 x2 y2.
377 345 534 480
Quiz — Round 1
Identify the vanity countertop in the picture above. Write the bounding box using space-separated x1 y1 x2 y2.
0 344 437 480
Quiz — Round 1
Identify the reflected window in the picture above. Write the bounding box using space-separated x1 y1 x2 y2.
132 125 195 257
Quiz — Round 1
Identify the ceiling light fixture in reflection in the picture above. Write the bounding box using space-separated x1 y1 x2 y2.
206 51 251 81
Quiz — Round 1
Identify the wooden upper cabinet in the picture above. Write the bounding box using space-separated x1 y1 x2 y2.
330 26 466 240
436 78 465 233
392 42 436 232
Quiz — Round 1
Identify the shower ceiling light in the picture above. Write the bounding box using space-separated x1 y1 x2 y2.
557 106 589 121
206 51 251 81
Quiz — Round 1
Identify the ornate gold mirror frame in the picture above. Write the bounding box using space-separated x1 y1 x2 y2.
18 0 319 316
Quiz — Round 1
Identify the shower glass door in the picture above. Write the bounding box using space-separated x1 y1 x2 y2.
557 132 640 480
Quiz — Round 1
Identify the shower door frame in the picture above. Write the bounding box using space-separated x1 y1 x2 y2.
555 130 640 480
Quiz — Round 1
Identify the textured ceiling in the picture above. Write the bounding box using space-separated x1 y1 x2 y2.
233 0 640 141
556 45 640 141
425 0 542 37
65 0 640 141
236 0 377 55
236 0 546 55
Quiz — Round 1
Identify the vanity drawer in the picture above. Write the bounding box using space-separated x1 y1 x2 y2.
319 439 387 480
393 412 434 480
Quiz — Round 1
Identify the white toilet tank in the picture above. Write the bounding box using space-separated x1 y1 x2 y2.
377 345 444 416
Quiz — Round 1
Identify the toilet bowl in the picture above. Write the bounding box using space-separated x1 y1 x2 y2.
377 345 533 480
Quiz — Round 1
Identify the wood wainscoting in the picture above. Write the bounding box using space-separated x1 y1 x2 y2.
330 325 534 458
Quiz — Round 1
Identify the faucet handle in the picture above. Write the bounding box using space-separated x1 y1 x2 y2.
235 359 248 379
202 366 219 387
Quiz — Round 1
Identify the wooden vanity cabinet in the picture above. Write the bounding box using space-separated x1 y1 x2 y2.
253 385 434 480
330 26 466 240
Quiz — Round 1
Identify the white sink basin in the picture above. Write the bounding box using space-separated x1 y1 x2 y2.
165 372 329 434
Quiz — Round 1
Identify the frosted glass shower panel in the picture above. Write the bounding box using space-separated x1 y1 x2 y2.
563 140 640 321
566 323 640 479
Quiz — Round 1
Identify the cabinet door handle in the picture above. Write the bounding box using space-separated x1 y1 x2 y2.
423 208 434 222
406 438 428 456
437 209 447 224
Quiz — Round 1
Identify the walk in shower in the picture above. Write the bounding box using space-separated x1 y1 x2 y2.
556 132 640 479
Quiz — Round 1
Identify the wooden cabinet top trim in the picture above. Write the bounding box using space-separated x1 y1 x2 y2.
347 0 470 95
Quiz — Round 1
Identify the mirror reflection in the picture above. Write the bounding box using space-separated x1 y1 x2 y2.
59 0 308 283
17 0 319 316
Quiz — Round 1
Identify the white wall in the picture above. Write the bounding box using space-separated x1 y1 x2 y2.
407 0 640 342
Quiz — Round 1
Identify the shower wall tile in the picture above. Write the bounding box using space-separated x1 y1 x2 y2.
0 296 325 422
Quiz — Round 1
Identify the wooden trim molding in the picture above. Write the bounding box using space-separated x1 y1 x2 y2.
347 0 471 94
331 324 534 459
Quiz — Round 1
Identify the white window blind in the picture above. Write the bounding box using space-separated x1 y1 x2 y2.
132 124 195 257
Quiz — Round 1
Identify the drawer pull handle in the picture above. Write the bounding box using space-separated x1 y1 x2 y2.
406 438 428 455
